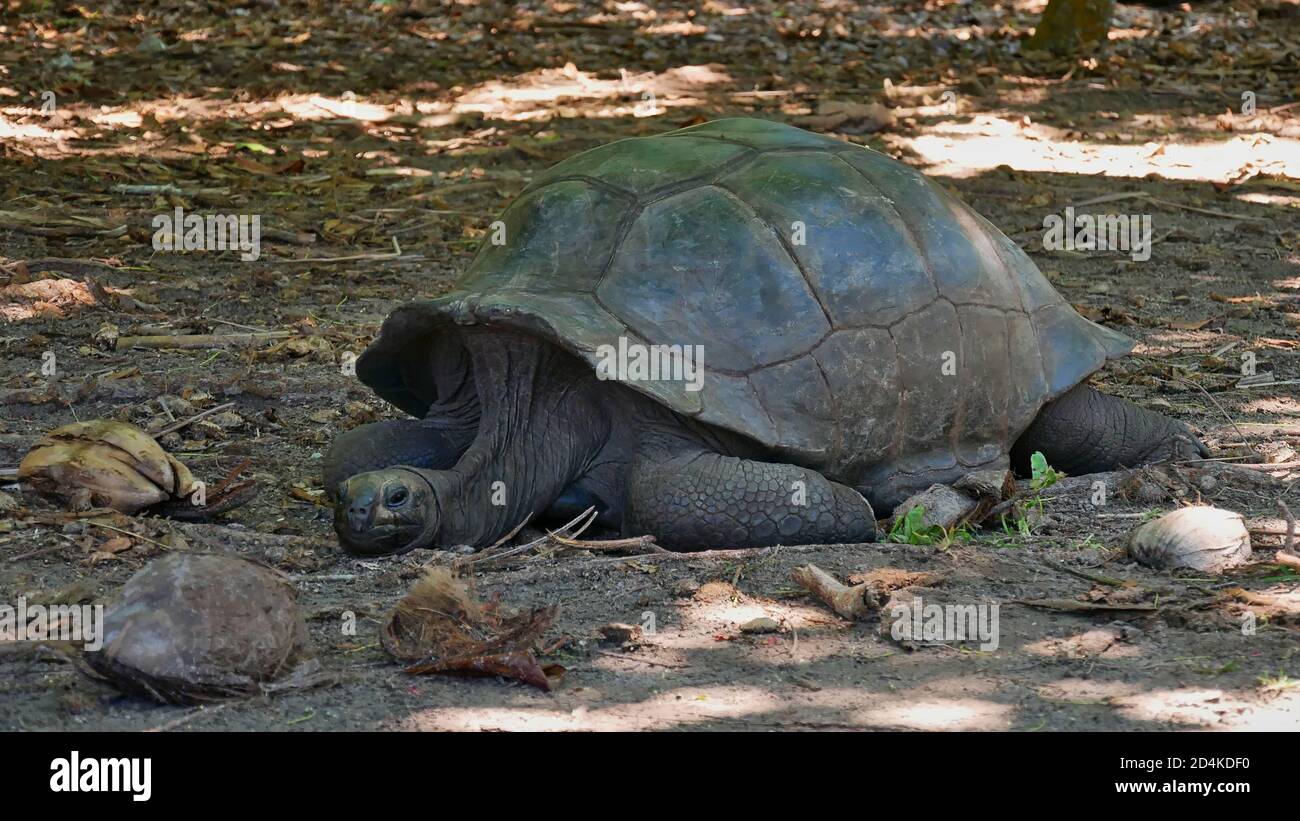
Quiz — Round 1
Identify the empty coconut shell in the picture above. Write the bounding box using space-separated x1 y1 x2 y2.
86 553 317 704
19 419 196 513
1128 506 1251 573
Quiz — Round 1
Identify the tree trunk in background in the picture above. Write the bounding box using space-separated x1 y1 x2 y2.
1027 0 1115 54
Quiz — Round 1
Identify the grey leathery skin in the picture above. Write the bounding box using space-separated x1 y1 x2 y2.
328 118 1207 554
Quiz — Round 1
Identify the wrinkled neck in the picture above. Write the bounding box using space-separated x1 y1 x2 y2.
412 331 481 431
433 331 610 549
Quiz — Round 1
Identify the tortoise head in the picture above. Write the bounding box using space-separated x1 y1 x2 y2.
333 469 438 556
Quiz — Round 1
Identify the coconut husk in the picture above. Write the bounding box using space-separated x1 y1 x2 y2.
380 567 558 691
1128 506 1252 573
85 553 320 704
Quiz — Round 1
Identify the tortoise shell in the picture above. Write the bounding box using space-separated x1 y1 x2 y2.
358 118 1133 505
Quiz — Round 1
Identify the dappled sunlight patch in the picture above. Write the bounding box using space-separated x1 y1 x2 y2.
1110 687 1300 729
1137 330 1237 354
0 112 79 144
682 593 772 631
889 114 1300 184
1037 678 1141 706
0 63 733 158
860 696 1012 730
392 683 1011 731
451 63 732 122
893 673 1001 699
639 618 875 664
1241 396 1300 415
643 21 709 36
664 579 852 646
1023 627 1142 659
91 110 144 128
393 684 784 731
1231 690 1300 731
1236 191 1300 210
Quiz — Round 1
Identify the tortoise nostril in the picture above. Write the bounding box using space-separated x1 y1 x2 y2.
345 489 377 532
346 502 371 532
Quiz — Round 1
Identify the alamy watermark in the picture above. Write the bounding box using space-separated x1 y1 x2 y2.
151 206 262 261
595 336 704 392
1043 207 1152 262
0 596 104 651
50 752 151 802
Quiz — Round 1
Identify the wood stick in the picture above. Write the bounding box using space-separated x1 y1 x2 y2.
550 533 671 555
1274 552 1300 570
791 563 878 620
1225 461 1300 472
1039 557 1129 588
1273 500 1300 568
6 542 70 563
156 401 236 436
464 508 593 567
592 649 688 669
266 236 407 264
574 542 856 567
116 332 293 350
1277 501 1296 553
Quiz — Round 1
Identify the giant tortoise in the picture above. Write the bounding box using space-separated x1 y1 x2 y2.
324 118 1205 554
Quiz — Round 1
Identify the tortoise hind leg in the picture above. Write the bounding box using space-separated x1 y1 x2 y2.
624 449 877 551
1011 384 1208 476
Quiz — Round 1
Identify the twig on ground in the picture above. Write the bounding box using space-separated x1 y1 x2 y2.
791 563 878 620
592 649 688 669
1069 191 1268 221
266 236 411 264
116 332 294 350
145 703 229 733
155 402 236 436
1275 552 1300 570
465 507 596 567
549 533 670 555
572 542 846 568
1224 461 1300 472
1274 500 1300 569
6 542 71 563
1277 501 1296 554
1012 598 1160 613
1172 375 1257 457
85 521 172 550
1039 557 1129 588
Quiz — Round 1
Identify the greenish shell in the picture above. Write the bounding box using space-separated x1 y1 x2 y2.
358 118 1133 501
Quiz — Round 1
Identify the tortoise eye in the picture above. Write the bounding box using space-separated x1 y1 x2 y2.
385 487 409 508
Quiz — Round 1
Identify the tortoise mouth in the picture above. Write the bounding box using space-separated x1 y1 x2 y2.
334 522 422 556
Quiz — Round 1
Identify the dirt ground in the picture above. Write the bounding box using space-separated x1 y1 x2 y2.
2 0 1300 731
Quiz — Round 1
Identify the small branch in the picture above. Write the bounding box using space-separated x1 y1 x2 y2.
1227 461 1300 472
1274 500 1300 568
1275 552 1300 570
116 332 293 350
1039 557 1128 588
464 508 595 567
592 649 688 669
1174 375 1256 457
1277 501 1296 554
7 542 71 563
550 533 670 555
266 236 410 264
791 563 878 620
156 401 236 436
